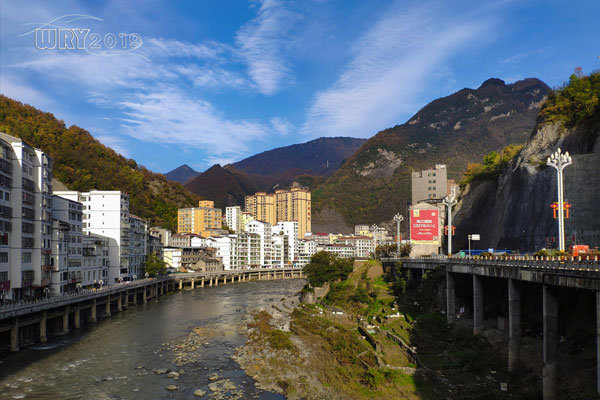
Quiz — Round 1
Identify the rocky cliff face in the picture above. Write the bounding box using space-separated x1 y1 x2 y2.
453 118 600 252
313 77 550 228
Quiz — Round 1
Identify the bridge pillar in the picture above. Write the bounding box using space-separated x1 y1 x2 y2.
105 298 111 316
91 299 97 322
508 279 521 371
473 275 484 335
201 278 205 288
223 276 226 285
40 311 47 342
179 279 183 290
258 271 262 280
215 276 219 286
596 291 600 394
10 318 18 352
62 306 70 335
74 308 81 329
143 288 147 303
133 291 138 306
446 272 455 324
210 277 213 286
231 275 234 283
117 295 123 312
191 278 195 289
543 285 558 400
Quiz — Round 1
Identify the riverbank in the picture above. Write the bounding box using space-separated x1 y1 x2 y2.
234 261 533 399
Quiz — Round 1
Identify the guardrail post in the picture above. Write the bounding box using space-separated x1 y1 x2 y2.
40 311 47 342
10 317 18 352
543 285 558 400
446 272 455 324
74 308 81 329
508 279 521 371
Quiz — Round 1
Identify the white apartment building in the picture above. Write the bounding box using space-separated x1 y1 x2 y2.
54 190 132 283
0 132 53 300
225 206 243 233
323 244 355 259
50 195 83 295
82 233 109 289
163 248 183 270
297 239 317 267
245 220 272 267
335 235 375 258
271 233 285 268
128 215 147 279
236 233 261 269
274 221 298 265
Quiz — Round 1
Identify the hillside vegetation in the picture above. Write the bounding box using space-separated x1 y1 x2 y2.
539 72 600 126
312 78 550 228
0 96 198 230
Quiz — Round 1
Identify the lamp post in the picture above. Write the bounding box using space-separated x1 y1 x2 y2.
393 214 404 256
547 148 572 252
370 224 379 257
443 189 457 257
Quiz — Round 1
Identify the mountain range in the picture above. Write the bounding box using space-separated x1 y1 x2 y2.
166 137 367 209
311 77 551 232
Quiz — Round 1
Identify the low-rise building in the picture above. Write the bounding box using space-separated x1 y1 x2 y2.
335 235 375 258
297 239 317 267
323 244 355 259
163 248 183 271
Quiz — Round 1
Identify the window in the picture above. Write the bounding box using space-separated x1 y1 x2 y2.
0 252 7 263
22 252 32 263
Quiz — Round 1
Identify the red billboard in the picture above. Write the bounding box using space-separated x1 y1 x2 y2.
410 209 440 243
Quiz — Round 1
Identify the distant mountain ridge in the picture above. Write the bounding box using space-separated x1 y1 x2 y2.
312 77 551 232
178 137 366 208
165 164 200 184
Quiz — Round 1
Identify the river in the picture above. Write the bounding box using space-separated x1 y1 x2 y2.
0 279 305 400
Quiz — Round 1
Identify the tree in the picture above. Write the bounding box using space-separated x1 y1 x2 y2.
144 253 167 277
303 251 353 287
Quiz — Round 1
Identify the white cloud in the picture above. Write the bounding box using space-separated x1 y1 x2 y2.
235 0 300 95
96 134 130 157
0 72 55 110
270 117 293 135
301 1 494 138
118 89 270 159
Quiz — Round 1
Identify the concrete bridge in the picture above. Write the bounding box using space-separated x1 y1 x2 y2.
381 256 600 400
0 267 304 353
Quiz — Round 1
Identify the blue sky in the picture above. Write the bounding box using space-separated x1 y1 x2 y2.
1 0 599 173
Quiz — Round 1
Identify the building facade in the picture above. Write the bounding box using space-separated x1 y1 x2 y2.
245 220 272 267
246 187 311 238
81 233 109 289
245 192 276 225
225 206 243 233
411 164 449 204
50 195 83 295
54 190 133 283
177 200 223 237
0 132 53 300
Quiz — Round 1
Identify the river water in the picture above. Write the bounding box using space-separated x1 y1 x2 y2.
0 279 305 400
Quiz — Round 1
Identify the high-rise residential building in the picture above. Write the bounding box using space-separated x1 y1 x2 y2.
246 187 311 238
0 132 53 300
245 192 276 225
411 164 450 204
225 206 243 233
274 221 298 264
177 200 223 237
245 220 272 266
241 211 255 227
81 233 109 289
50 195 83 294
54 190 133 284
128 215 147 279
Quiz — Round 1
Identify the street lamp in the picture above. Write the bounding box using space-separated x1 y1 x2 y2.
393 213 404 256
547 148 572 252
370 224 379 257
443 189 457 257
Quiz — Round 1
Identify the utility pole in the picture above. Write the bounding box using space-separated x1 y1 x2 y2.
443 187 457 257
393 213 404 256
547 148 572 252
